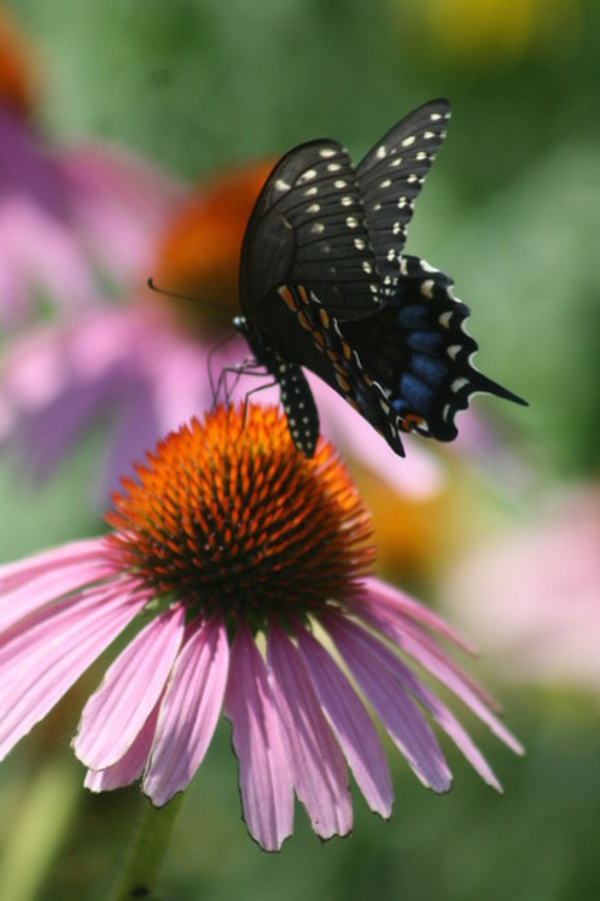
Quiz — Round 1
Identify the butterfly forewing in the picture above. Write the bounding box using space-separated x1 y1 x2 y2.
241 140 383 323
357 99 451 293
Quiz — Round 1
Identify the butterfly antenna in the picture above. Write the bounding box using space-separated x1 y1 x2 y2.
147 277 228 313
147 278 259 408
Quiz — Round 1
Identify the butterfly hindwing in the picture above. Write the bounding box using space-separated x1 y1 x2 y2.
272 261 525 455
340 255 525 441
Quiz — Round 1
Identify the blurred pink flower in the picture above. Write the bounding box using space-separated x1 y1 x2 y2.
0 9 180 326
442 486 600 693
0 105 180 326
0 405 521 850
0 297 442 503
0 300 242 497
0 157 445 506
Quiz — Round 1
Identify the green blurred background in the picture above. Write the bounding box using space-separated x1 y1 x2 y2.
1 0 599 898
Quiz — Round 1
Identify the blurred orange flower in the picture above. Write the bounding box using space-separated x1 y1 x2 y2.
0 6 37 117
156 160 275 317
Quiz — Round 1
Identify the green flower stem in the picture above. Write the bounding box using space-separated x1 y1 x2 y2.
0 757 81 901
108 794 184 901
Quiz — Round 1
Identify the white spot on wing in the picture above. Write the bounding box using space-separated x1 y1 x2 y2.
420 279 434 299
298 168 317 184
451 378 469 393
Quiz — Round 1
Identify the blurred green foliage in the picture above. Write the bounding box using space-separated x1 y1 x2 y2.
8 0 600 479
1 0 599 898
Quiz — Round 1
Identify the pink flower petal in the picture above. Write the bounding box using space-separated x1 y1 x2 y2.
0 557 114 633
0 581 146 760
75 605 186 769
389 663 505 791
359 579 496 708
336 614 508 789
295 624 393 817
143 615 229 806
361 576 475 652
268 624 353 840
358 584 523 754
326 615 452 792
0 538 104 591
224 624 293 852
85 705 160 793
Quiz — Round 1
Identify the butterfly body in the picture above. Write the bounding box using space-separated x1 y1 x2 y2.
236 99 525 457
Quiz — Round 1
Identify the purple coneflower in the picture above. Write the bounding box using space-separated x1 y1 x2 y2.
0 404 521 850
0 9 179 326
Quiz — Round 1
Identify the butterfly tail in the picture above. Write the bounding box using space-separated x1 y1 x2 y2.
470 370 528 406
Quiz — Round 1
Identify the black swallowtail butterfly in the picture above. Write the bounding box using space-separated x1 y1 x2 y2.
235 98 526 457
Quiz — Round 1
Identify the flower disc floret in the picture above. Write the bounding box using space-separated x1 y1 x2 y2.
106 404 375 630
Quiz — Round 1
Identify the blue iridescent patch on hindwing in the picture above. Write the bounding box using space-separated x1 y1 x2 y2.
339 254 525 442
275 259 525 450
